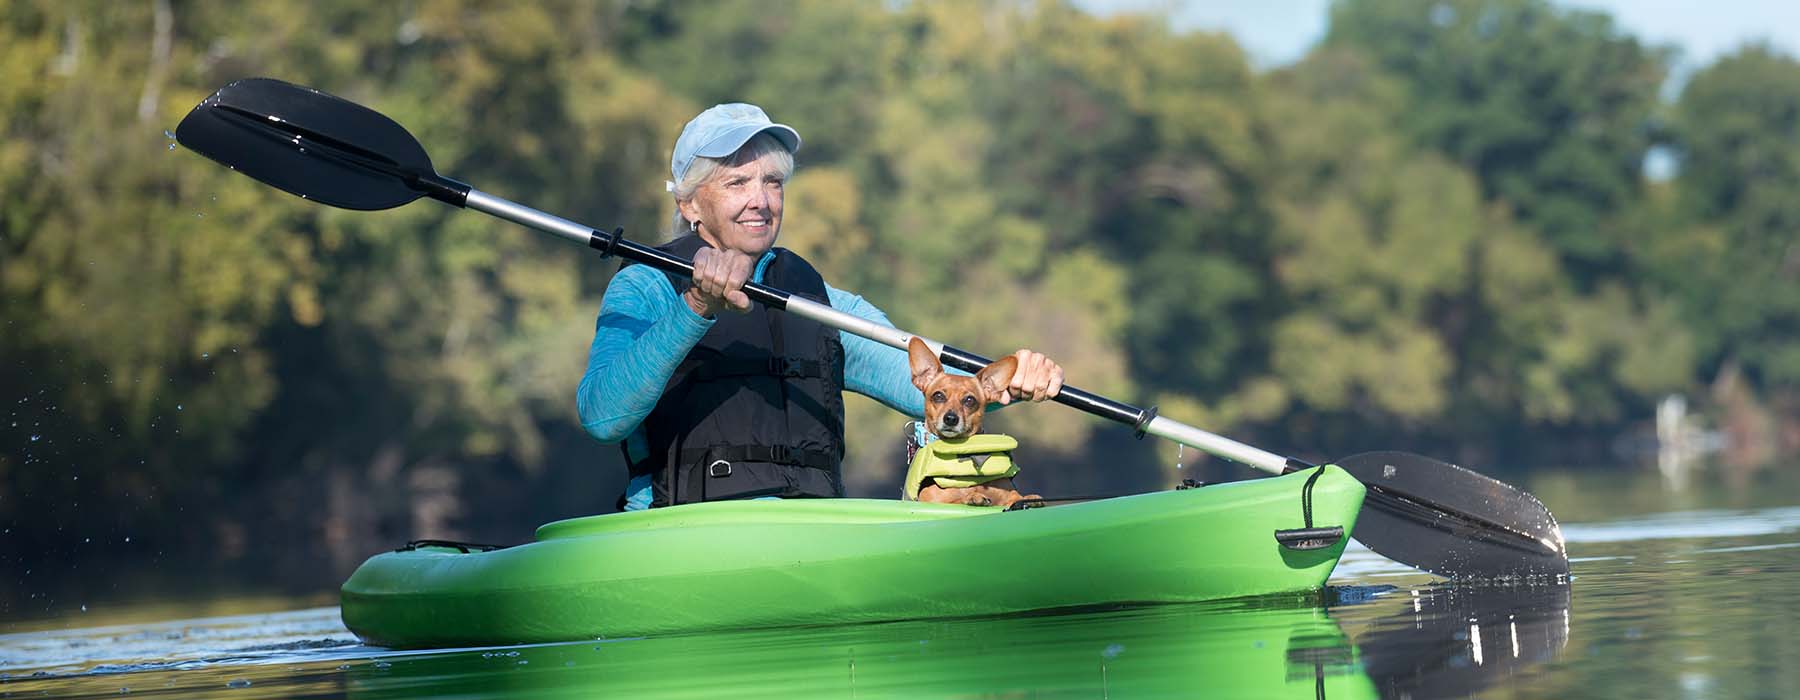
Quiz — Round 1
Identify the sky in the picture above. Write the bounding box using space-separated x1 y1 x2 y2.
1085 0 1800 80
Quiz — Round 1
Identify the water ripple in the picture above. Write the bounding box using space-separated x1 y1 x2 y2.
1561 506 1800 544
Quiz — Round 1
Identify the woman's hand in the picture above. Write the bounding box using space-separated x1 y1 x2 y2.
684 246 755 318
997 349 1064 404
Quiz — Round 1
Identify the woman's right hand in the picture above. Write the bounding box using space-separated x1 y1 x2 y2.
683 246 755 318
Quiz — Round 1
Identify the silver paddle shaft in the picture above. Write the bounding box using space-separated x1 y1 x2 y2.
463 187 1292 476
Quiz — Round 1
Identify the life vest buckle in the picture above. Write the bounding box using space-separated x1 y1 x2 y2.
707 459 732 478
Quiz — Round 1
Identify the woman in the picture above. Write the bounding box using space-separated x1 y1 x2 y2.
578 103 1064 510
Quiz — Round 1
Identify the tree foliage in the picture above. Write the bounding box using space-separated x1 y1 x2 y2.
1663 47 1800 389
1325 0 1668 271
2 0 1794 605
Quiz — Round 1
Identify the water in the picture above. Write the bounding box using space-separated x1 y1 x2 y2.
4 469 1798 698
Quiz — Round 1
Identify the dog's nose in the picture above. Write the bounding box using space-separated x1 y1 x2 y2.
942 411 959 427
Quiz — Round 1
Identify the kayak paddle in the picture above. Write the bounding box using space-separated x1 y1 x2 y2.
174 78 1567 579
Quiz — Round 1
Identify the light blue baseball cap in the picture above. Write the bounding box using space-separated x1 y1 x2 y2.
668 103 801 189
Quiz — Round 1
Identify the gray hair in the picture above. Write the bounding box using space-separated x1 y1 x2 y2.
668 132 795 239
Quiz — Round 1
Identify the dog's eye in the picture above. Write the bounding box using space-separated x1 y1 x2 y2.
962 395 978 409
931 391 946 404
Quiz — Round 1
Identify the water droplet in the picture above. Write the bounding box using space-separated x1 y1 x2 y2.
372 661 391 669
167 143 176 151
195 212 204 219
81 604 88 612
201 353 210 359
225 678 251 688
124 537 131 543
176 405 183 411
163 130 175 139
29 434 40 442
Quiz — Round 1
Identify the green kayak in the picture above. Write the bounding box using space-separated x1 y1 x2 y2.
341 465 1364 648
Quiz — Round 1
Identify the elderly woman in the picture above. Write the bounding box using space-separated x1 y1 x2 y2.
578 103 1064 510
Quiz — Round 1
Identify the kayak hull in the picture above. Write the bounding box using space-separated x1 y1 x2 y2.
341 466 1364 648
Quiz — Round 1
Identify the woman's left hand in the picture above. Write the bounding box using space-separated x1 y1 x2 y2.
998 349 1064 404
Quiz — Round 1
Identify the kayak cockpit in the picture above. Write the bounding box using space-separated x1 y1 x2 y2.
535 497 996 540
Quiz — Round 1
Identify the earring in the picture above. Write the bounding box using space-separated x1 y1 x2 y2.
690 219 699 233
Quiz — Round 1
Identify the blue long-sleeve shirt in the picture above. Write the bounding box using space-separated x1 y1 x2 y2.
577 250 924 465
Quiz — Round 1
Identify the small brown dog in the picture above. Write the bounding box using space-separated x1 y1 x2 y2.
906 337 1038 508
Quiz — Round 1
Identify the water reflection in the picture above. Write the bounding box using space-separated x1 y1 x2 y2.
345 601 1375 699
342 584 1573 699
1344 583 1572 698
334 583 1572 699
0 583 1586 698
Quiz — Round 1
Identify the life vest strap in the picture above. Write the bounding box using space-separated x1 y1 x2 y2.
688 358 830 381
680 445 838 473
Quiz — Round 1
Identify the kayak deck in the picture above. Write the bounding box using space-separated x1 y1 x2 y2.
341 465 1365 648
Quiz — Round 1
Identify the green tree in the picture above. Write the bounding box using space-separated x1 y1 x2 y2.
1664 47 1800 390
2 0 694 596
2 0 314 556
1325 0 1669 272
7 0 1797 614
1245 46 1694 460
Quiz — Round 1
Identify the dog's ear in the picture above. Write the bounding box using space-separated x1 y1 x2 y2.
975 355 1018 403
908 337 943 392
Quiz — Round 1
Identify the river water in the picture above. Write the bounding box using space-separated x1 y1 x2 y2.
3 465 1797 699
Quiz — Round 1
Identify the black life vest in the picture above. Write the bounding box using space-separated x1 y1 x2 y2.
620 235 847 507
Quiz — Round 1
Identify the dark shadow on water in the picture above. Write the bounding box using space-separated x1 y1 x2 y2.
1339 582 1573 699
0 582 1576 699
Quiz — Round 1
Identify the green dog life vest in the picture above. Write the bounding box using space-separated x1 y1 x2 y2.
903 434 1020 501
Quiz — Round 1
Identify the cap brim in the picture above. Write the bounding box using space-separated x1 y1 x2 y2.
693 123 801 159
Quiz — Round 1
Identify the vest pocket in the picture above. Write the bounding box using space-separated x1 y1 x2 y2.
690 460 788 502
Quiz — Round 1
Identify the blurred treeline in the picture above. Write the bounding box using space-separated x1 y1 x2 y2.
3 0 1797 611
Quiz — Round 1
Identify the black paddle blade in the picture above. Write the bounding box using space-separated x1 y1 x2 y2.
176 77 433 210
1338 451 1568 580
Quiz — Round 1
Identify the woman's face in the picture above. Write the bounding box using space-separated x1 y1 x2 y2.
679 153 785 257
